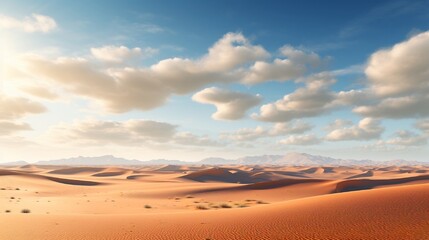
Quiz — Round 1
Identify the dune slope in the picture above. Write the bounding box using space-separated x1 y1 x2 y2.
1 183 428 240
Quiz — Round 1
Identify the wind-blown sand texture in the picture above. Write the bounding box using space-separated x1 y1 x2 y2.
1 165 428 239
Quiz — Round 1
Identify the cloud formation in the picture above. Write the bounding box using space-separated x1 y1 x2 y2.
385 130 427 146
46 119 221 147
192 87 261 120
0 13 57 33
326 118 384 141
279 134 321 145
20 33 269 113
243 45 322 84
222 120 312 141
0 121 32 136
356 31 429 119
0 95 46 119
254 73 338 122
91 46 157 63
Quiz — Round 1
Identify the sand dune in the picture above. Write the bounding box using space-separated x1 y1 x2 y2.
181 167 282 183
0 182 427 239
48 167 105 175
335 174 429 192
1 165 428 239
347 170 374 179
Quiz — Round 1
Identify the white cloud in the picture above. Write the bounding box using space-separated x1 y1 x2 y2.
91 46 157 63
280 45 321 66
200 32 269 72
20 33 270 113
0 121 32 136
0 13 57 33
326 118 384 141
192 87 261 120
222 120 312 142
385 130 427 146
254 73 337 122
269 121 313 135
355 31 429 119
22 56 170 112
353 95 429 118
279 134 321 145
222 126 266 141
20 85 59 100
242 45 322 84
0 95 46 119
415 119 429 134
365 31 429 97
46 119 222 147
47 119 176 146
173 132 223 147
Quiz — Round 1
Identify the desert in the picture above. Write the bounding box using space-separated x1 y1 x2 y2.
1 159 428 239
2 1 429 239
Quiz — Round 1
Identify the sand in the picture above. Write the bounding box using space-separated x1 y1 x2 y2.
1 165 428 239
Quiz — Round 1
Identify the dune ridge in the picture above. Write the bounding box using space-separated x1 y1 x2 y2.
1 164 428 239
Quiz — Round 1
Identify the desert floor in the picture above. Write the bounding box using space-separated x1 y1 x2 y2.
1 164 428 239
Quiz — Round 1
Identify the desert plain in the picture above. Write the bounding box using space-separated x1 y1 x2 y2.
1 164 429 239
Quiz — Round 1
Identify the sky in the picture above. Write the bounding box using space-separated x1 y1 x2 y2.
1 0 429 163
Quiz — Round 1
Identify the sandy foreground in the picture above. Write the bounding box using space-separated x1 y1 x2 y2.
1 165 428 239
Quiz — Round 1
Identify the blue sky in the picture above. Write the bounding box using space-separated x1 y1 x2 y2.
0 0 429 162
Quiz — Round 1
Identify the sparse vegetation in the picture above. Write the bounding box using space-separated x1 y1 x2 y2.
196 205 208 210
21 209 31 213
220 203 231 208
256 200 268 204
185 195 194 198
144 205 152 209
5 210 10 213
10 197 15 199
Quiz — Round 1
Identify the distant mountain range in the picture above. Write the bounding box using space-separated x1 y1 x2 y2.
1 153 427 166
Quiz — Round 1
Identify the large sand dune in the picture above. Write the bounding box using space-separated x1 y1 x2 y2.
1 165 428 239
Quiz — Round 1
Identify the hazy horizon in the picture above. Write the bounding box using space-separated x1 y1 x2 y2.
1 0 429 163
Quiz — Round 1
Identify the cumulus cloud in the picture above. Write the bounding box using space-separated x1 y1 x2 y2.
20 86 59 100
269 121 313 135
366 31 429 97
279 134 321 145
353 95 429 118
415 119 429 134
222 126 266 141
22 56 170 112
173 132 223 146
46 119 222 147
200 32 269 72
0 95 46 119
192 87 261 120
385 130 427 146
254 73 337 122
47 119 176 145
355 31 429 119
0 13 57 33
20 33 270 113
243 45 322 84
280 45 322 66
91 46 157 63
326 118 384 141
0 121 32 136
222 120 312 141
